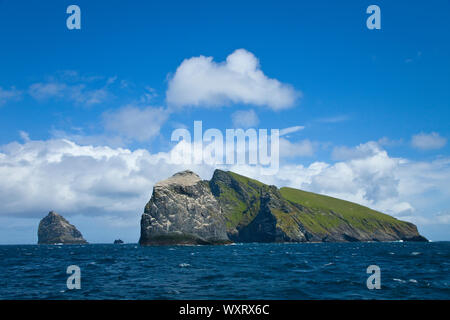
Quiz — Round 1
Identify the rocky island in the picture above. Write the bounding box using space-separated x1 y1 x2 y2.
139 171 229 245
37 211 87 244
139 170 427 245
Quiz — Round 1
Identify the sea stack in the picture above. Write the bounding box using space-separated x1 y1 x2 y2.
37 211 87 244
139 170 230 245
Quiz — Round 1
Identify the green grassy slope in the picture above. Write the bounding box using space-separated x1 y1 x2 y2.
210 170 424 241
210 170 264 230
279 187 408 234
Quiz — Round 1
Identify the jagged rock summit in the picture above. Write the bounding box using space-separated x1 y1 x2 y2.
38 211 87 244
139 171 229 245
139 169 428 245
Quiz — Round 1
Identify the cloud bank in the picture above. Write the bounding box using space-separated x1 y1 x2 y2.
1 137 449 236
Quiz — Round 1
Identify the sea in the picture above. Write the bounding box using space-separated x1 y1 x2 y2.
0 242 448 300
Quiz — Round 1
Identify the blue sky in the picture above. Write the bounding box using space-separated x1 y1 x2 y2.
0 0 449 243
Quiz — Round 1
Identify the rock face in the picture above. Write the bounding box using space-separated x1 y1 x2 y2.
38 211 87 244
139 169 427 245
139 171 229 245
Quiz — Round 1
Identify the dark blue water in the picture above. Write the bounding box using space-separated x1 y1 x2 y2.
0 242 449 299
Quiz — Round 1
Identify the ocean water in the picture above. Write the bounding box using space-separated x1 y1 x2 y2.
0 242 449 300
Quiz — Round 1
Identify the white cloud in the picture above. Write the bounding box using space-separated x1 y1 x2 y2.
231 141 450 223
317 115 349 123
332 141 380 160
378 137 403 147
19 131 31 142
103 105 170 142
411 132 447 150
28 71 116 106
280 125 304 136
166 49 301 110
280 138 315 158
29 82 66 99
231 109 259 128
402 213 450 226
29 82 110 106
0 138 449 243
0 86 22 106
0 138 216 220
50 129 127 148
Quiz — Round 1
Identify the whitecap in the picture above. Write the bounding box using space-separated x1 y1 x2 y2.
411 252 421 256
179 263 191 268
409 279 418 283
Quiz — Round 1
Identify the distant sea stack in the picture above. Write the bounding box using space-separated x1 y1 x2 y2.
38 211 87 244
139 170 427 245
114 239 124 244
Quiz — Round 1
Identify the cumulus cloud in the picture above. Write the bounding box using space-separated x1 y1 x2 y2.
0 86 22 106
103 105 170 142
230 141 450 221
0 138 449 243
166 49 301 110
411 132 447 150
231 109 259 128
332 141 380 161
0 138 215 219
